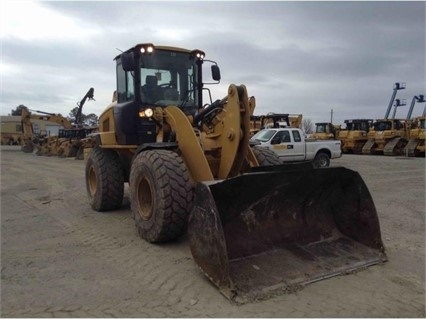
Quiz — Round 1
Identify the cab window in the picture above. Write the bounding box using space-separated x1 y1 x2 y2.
292 130 301 142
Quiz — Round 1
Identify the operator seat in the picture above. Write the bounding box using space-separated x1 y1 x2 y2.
142 75 163 103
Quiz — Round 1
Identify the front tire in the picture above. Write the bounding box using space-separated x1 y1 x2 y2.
252 146 282 166
85 147 124 211
130 150 192 243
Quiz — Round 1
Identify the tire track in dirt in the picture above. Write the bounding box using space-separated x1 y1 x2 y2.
2 149 425 317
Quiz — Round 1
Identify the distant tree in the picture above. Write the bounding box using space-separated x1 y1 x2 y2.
302 118 315 134
11 104 28 116
68 107 98 126
68 106 80 122
85 113 99 126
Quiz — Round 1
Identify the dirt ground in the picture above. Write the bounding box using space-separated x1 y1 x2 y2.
1 145 425 317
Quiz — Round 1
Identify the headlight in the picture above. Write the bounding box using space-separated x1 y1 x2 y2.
139 108 154 118
191 49 205 60
140 44 155 54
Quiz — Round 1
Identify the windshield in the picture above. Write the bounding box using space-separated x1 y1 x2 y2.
316 124 327 133
140 50 198 108
373 121 391 131
251 129 276 142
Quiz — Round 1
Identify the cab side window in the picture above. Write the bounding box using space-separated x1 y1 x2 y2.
272 131 291 143
281 131 291 142
292 130 301 142
116 61 134 103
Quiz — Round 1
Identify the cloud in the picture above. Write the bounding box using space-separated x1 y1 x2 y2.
1 1 424 124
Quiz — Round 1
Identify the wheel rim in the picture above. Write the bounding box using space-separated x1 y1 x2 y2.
316 155 327 168
137 176 153 220
88 166 97 197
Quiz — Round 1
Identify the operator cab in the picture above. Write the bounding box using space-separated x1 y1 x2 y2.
112 43 221 145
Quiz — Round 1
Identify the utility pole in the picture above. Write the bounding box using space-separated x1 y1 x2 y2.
330 108 333 124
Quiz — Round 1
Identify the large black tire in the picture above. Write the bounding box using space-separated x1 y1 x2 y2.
130 150 192 243
313 152 330 168
252 146 282 166
85 147 124 211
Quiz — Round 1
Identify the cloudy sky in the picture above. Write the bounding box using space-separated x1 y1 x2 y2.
1 1 425 125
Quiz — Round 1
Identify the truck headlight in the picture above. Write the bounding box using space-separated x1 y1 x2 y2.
139 108 154 118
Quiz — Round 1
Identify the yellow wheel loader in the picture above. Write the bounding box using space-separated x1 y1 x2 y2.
85 43 386 303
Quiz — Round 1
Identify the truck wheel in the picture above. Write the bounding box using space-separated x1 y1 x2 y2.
130 150 192 243
85 147 124 211
252 146 282 165
313 152 330 168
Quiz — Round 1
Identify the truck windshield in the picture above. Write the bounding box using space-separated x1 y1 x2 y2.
251 129 277 142
140 50 198 109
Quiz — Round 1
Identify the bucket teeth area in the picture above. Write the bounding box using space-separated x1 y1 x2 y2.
188 166 386 303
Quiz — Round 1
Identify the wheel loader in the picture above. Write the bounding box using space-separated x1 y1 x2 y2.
85 43 386 303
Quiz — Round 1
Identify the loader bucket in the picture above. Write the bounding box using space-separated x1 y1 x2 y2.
188 164 386 303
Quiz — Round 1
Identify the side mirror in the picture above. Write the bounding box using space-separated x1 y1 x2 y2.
211 65 221 81
121 52 135 72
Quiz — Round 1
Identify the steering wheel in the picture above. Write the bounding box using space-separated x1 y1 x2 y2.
158 83 174 89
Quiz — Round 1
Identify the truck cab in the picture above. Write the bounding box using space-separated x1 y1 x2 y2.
251 127 342 167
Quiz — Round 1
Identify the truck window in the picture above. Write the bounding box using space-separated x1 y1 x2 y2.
274 131 291 143
292 130 301 142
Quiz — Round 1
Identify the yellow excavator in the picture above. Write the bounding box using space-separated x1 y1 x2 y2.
84 43 386 303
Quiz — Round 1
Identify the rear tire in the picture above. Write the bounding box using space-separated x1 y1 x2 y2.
313 152 330 168
130 150 192 243
252 146 282 166
85 147 124 211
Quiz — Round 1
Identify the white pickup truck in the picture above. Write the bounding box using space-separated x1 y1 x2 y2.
250 127 342 168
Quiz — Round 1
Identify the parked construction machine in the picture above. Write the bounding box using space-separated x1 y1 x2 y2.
21 107 73 153
339 119 373 154
362 82 408 155
21 88 96 158
312 122 341 140
250 113 302 135
362 118 409 155
84 43 386 302
56 87 97 158
404 94 426 156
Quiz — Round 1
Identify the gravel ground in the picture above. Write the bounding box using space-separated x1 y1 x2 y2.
1 145 425 317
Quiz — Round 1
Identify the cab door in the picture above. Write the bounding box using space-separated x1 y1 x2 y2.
271 130 304 161
290 129 306 161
